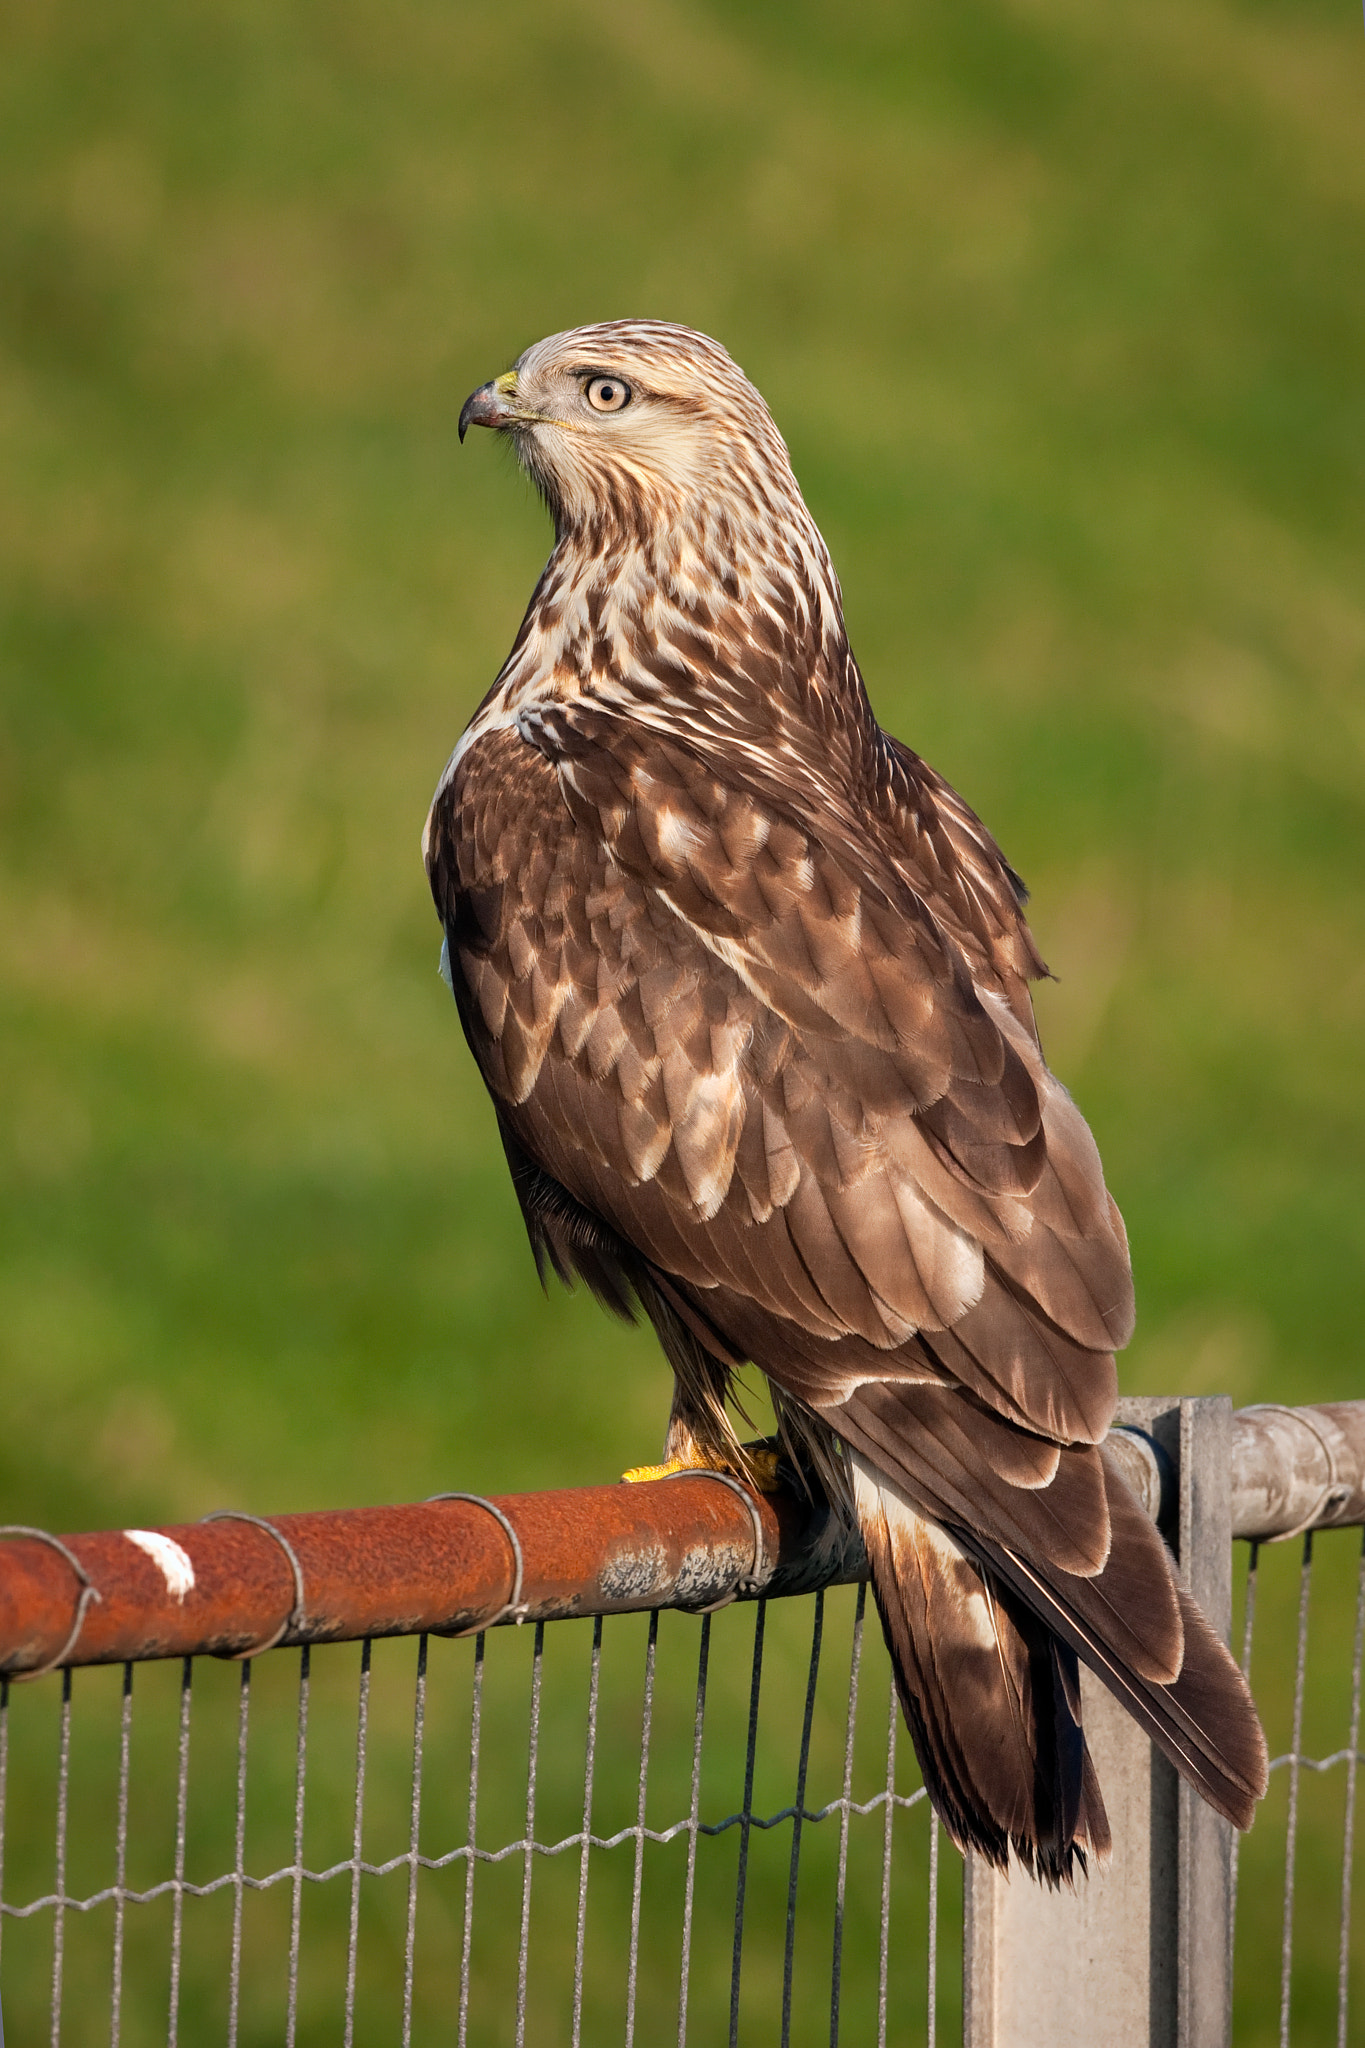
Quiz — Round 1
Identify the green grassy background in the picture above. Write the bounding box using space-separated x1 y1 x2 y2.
1 0 1362 2039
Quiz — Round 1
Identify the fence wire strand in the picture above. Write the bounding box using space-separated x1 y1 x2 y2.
781 1590 824 2048
111 1662 132 2048
285 1644 309 2048
227 1660 250 2048
169 1658 193 2048
50 1666 71 2048
676 1611 710 2048
1229 1537 1261 1944
401 1635 427 2048
878 1665 896 2048
1280 1533 1313 2048
343 1638 372 2048
0 1679 7 1986
457 1633 483 2048
927 1812 940 2048
830 1577 865 2047
571 1614 602 2048
729 1598 767 2047
1338 1534 1365 2048
515 1621 544 2048
624 1607 658 2048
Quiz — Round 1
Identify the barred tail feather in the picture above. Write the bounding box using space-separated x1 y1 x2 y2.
852 1454 1111 1885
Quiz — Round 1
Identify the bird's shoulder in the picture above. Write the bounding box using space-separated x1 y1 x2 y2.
866 731 1049 1033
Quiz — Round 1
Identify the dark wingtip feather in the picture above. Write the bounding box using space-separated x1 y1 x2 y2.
1167 1585 1269 1829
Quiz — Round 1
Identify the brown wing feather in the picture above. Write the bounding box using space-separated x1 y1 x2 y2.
430 709 1129 1434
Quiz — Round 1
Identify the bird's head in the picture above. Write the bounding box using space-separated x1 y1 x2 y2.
458 320 801 545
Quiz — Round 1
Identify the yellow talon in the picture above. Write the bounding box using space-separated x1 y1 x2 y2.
620 1444 783 1493
621 1456 692 1484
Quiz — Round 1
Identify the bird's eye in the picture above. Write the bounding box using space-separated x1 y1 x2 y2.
585 375 631 413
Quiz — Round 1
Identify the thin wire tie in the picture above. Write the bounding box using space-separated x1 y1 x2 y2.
201 1511 308 1656
667 1469 768 1608
0 1527 102 1680
427 1493 529 1631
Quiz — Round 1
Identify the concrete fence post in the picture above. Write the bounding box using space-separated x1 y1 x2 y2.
963 1395 1235 2048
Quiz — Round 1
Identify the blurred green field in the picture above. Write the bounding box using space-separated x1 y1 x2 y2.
1 0 1362 2039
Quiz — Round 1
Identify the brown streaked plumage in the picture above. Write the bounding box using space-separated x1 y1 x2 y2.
428 320 1266 1882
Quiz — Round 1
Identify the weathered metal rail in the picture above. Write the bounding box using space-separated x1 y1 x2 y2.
1106 1399 1365 1542
0 1475 862 1678
2 1402 1363 1680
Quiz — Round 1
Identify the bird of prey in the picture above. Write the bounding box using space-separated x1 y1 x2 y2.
426 320 1266 1880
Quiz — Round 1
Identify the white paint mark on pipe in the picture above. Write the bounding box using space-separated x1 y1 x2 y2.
123 1529 196 1601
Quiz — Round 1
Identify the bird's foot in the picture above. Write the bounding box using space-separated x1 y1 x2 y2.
621 1440 782 1493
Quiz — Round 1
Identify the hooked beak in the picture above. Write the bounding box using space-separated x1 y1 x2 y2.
458 369 522 443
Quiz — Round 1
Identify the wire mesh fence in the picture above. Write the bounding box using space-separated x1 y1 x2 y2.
0 1587 962 2046
0 1400 1362 2045
1232 1525 1365 2048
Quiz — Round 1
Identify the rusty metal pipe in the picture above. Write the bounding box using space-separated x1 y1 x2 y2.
4 1401 1363 1678
0 1478 862 1679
